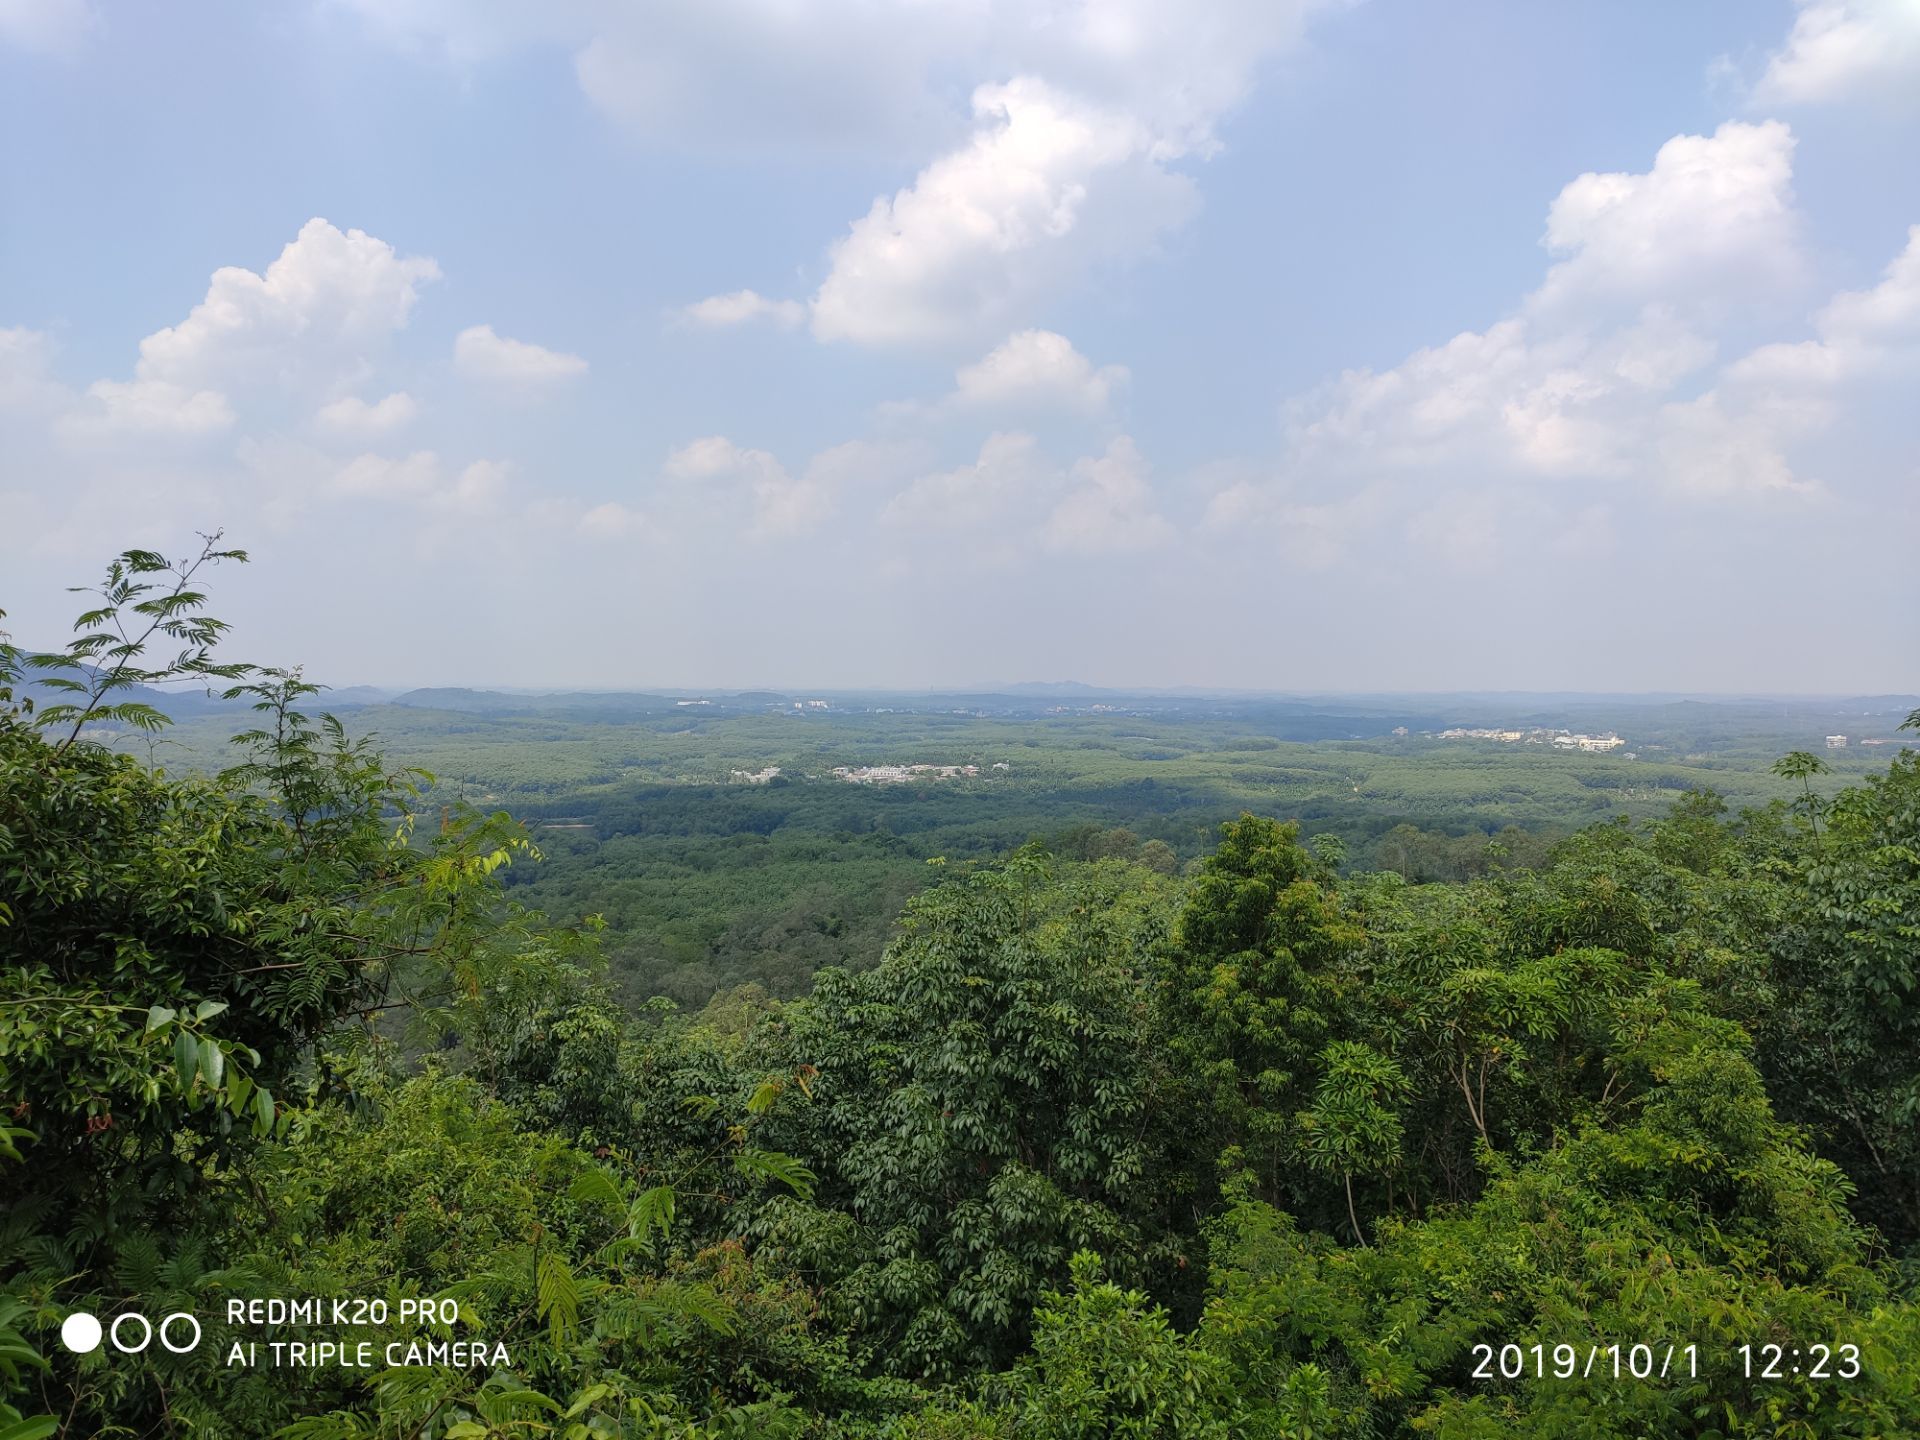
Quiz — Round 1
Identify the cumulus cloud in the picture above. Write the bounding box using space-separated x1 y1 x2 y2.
1530 122 1801 319
949 330 1128 414
331 450 445 499
453 324 588 384
326 450 512 514
0 327 69 416
137 219 439 396
315 390 418 436
1283 307 1721 483
435 459 511 515
1811 224 1920 353
578 500 648 540
1754 0 1920 105
798 437 932 495
663 435 827 537
1680 224 1920 495
82 378 236 436
57 219 438 442
1202 477 1393 571
810 78 1197 346
335 0 1326 157
679 290 806 329
881 430 1170 557
347 4 1330 348
882 432 1051 531
1044 436 1171 554
1210 120 1869 559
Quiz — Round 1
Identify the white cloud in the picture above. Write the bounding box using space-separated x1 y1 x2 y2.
322 449 513 514
337 0 1327 158
882 431 1051 530
663 435 826 536
1651 393 1817 499
578 500 648 540
1668 224 1920 498
1531 121 1801 319
453 324 589 384
67 379 235 439
332 450 444 499
136 218 439 396
348 3 1330 348
798 437 931 495
663 434 771 483
1044 436 1171 554
1754 0 1920 105
1815 224 1920 350
810 78 1197 346
1202 480 1391 571
880 430 1170 557
432 459 511 515
315 390 418 436
0 0 91 53
0 327 69 415
1212 120 1867 548
680 290 806 329
54 219 437 444
949 329 1128 414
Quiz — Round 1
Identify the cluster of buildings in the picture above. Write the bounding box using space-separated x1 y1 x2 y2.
832 763 980 784
1554 732 1627 751
1435 726 1627 752
730 766 782 784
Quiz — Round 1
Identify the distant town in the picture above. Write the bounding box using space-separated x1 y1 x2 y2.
729 762 1009 786
833 763 992 785
1430 726 1628 752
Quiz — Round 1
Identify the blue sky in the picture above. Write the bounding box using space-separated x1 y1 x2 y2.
2 0 1916 691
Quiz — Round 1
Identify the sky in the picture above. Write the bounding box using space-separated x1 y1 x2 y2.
2 0 1917 694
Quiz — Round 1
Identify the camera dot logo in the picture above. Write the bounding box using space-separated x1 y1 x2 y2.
61 1312 104 1354
59 1309 202 1355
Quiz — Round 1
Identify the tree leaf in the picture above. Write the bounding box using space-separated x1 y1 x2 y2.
173 1029 199 1092
199 1038 224 1091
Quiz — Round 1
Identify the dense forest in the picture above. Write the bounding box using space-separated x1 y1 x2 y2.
4 545 1919 1438
116 665 1897 1010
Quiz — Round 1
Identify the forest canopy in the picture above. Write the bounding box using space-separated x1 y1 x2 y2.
2 545 1918 1438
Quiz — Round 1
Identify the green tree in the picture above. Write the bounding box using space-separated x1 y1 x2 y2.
1158 816 1363 1213
762 854 1173 1378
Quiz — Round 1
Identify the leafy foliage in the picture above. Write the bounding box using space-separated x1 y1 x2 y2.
3 545 1918 1438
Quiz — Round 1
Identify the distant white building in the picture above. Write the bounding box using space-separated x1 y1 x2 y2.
1551 732 1625 752
833 763 979 785
1826 734 1849 748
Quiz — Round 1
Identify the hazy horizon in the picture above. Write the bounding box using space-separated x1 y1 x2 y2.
106 674 1920 708
5 1 1917 692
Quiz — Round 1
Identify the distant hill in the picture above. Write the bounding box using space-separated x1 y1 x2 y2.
386 687 689 718
7 667 239 721
6 657 403 722
998 681 1116 696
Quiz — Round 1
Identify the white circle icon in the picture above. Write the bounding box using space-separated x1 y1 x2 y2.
61 1312 104 1354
